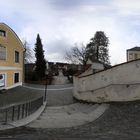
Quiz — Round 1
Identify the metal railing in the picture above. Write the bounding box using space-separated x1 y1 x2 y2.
0 96 44 124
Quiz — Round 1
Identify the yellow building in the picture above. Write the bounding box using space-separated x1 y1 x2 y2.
127 47 140 62
0 23 24 89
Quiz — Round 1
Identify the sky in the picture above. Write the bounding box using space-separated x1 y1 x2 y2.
1 0 140 65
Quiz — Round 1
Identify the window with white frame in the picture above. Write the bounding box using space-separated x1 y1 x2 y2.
14 73 19 83
15 51 19 63
0 30 6 37
0 44 6 60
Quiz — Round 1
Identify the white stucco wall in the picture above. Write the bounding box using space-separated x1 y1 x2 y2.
73 59 140 102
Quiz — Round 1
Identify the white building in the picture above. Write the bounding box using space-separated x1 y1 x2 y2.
127 47 140 61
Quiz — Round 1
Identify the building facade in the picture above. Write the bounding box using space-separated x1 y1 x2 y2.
0 23 24 89
127 47 140 61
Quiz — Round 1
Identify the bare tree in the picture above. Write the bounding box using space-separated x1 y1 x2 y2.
65 43 88 65
23 40 34 64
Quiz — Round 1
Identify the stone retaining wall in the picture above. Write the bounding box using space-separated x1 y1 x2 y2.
73 59 140 102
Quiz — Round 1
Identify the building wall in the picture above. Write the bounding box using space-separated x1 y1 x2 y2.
73 59 140 102
0 23 24 89
127 50 140 61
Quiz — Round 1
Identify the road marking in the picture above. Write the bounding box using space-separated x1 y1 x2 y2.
23 85 73 91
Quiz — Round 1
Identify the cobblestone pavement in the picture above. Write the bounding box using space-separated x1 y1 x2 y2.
0 101 140 139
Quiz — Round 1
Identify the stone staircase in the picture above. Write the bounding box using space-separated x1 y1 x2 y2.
52 76 70 85
28 103 109 128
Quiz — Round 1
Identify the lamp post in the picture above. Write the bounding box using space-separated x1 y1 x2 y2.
44 61 48 102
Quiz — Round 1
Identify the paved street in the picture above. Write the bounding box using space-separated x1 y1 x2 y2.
23 83 75 106
0 81 140 139
0 101 140 139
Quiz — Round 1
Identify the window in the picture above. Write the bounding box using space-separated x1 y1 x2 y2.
0 30 6 37
135 53 138 59
15 51 19 63
14 73 19 83
0 74 5 87
128 53 133 59
0 45 6 60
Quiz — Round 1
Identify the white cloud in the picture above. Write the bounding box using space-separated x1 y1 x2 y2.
112 0 140 16
1 0 140 65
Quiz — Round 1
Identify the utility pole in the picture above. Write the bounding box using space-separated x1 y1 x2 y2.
44 61 49 102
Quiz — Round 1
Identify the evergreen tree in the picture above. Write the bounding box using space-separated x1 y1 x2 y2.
86 31 110 65
34 34 46 79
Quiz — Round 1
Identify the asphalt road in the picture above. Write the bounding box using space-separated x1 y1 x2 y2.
0 101 140 140
23 83 75 106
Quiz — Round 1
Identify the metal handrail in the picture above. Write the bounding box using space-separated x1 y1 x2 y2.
0 96 44 124
0 96 44 110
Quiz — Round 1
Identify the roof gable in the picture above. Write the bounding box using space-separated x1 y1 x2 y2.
0 23 24 51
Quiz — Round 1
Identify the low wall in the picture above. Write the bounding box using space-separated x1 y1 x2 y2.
73 59 140 102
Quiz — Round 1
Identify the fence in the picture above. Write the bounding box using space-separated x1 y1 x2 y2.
0 96 44 124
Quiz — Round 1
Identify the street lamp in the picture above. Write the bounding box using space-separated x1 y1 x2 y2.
44 61 49 102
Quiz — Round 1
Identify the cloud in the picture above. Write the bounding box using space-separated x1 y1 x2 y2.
112 0 140 16
1 0 140 65
47 0 83 10
47 0 97 10
46 39 72 62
